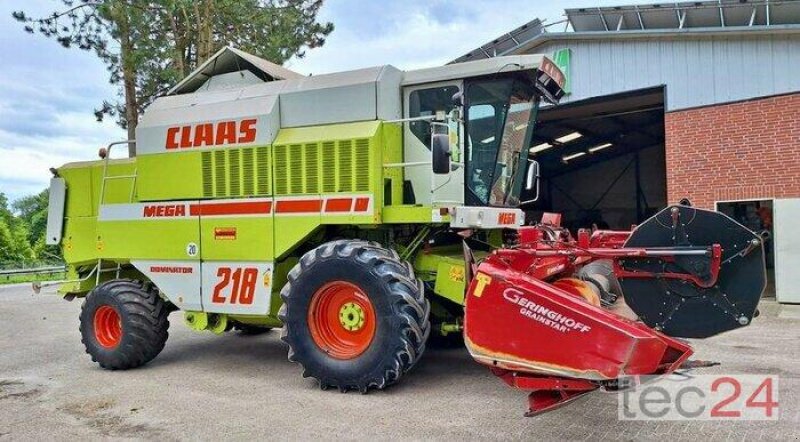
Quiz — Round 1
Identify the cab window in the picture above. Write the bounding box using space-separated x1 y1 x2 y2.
408 85 459 149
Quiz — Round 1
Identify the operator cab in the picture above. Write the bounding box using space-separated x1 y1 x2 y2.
400 55 565 215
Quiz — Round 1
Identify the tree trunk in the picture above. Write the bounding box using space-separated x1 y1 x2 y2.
169 11 186 76
117 4 139 157
195 0 215 65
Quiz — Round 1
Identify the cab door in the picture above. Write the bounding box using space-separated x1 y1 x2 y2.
402 81 464 207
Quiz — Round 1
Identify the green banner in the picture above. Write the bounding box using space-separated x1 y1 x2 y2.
552 48 571 95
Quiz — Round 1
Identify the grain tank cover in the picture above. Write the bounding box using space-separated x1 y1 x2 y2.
136 63 403 155
276 65 403 128
168 46 303 95
135 88 281 155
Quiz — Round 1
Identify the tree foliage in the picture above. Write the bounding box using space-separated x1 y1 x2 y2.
14 1 333 153
0 192 49 268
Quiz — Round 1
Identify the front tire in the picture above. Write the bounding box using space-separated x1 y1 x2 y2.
279 240 430 392
79 279 170 370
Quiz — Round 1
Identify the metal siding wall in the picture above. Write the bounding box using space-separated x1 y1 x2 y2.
774 198 800 304
535 34 800 111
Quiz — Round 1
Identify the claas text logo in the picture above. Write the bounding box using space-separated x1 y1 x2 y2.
165 119 257 149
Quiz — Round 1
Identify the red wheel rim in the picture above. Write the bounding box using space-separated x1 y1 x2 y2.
308 281 376 360
94 305 122 349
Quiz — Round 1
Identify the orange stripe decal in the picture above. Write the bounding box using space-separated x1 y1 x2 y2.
275 199 323 213
325 198 353 213
354 198 369 212
190 201 272 216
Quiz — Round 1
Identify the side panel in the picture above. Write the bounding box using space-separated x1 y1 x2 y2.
136 151 204 201
97 203 201 261
46 177 66 245
271 121 384 258
97 201 202 308
197 198 274 261
201 262 274 315
131 260 202 311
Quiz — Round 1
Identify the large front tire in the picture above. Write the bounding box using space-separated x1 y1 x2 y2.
79 279 170 370
279 240 430 392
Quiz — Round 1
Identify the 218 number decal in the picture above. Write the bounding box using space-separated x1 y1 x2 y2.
212 267 258 305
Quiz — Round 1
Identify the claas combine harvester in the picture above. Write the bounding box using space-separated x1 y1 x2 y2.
43 48 766 415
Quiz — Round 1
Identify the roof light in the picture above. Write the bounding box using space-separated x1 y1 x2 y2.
481 136 495 144
588 143 613 153
529 142 552 154
562 152 586 162
555 131 582 144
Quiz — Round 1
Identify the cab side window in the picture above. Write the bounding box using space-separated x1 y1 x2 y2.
408 85 459 149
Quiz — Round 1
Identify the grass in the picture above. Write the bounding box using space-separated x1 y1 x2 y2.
0 272 66 285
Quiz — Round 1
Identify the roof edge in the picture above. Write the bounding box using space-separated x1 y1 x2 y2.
504 24 800 56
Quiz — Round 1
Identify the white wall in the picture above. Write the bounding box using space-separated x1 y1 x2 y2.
774 198 800 303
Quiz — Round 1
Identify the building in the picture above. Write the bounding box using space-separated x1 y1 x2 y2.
455 0 800 302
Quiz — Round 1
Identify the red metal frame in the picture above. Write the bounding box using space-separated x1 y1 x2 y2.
463 221 714 416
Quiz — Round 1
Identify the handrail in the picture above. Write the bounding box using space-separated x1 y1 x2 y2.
98 140 136 208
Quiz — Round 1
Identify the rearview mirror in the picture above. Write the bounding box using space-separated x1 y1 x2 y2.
524 160 540 202
432 133 451 174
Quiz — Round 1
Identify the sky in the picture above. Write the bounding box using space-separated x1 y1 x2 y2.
0 0 654 203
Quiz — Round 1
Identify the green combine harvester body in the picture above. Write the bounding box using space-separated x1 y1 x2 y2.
48 51 565 334
44 49 766 415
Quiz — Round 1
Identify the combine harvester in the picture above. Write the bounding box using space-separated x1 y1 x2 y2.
43 48 766 415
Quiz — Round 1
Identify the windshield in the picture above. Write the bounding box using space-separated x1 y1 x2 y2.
465 79 539 207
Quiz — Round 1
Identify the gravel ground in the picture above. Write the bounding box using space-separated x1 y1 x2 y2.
1 283 798 441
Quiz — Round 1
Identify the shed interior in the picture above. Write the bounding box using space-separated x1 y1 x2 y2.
522 87 667 231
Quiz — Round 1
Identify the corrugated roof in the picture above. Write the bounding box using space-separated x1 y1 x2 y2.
453 0 800 64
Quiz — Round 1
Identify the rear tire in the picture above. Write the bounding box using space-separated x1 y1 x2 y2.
79 279 170 370
279 240 430 392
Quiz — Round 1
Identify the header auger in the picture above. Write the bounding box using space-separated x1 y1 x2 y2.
43 47 765 416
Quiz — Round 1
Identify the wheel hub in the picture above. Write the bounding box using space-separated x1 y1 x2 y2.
339 302 366 331
308 281 376 360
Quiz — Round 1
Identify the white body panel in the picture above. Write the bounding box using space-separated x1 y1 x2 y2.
450 206 525 229
774 198 800 303
136 93 280 155
201 261 274 315
46 177 66 245
132 260 203 311
402 55 546 86
279 65 402 128
131 259 274 314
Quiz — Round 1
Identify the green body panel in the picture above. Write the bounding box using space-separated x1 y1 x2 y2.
381 123 405 207
60 159 137 266
99 219 200 261
414 248 467 305
200 217 273 261
137 152 204 201
62 217 100 264
383 206 443 224
54 119 477 327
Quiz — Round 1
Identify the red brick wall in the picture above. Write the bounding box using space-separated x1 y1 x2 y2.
665 93 800 209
